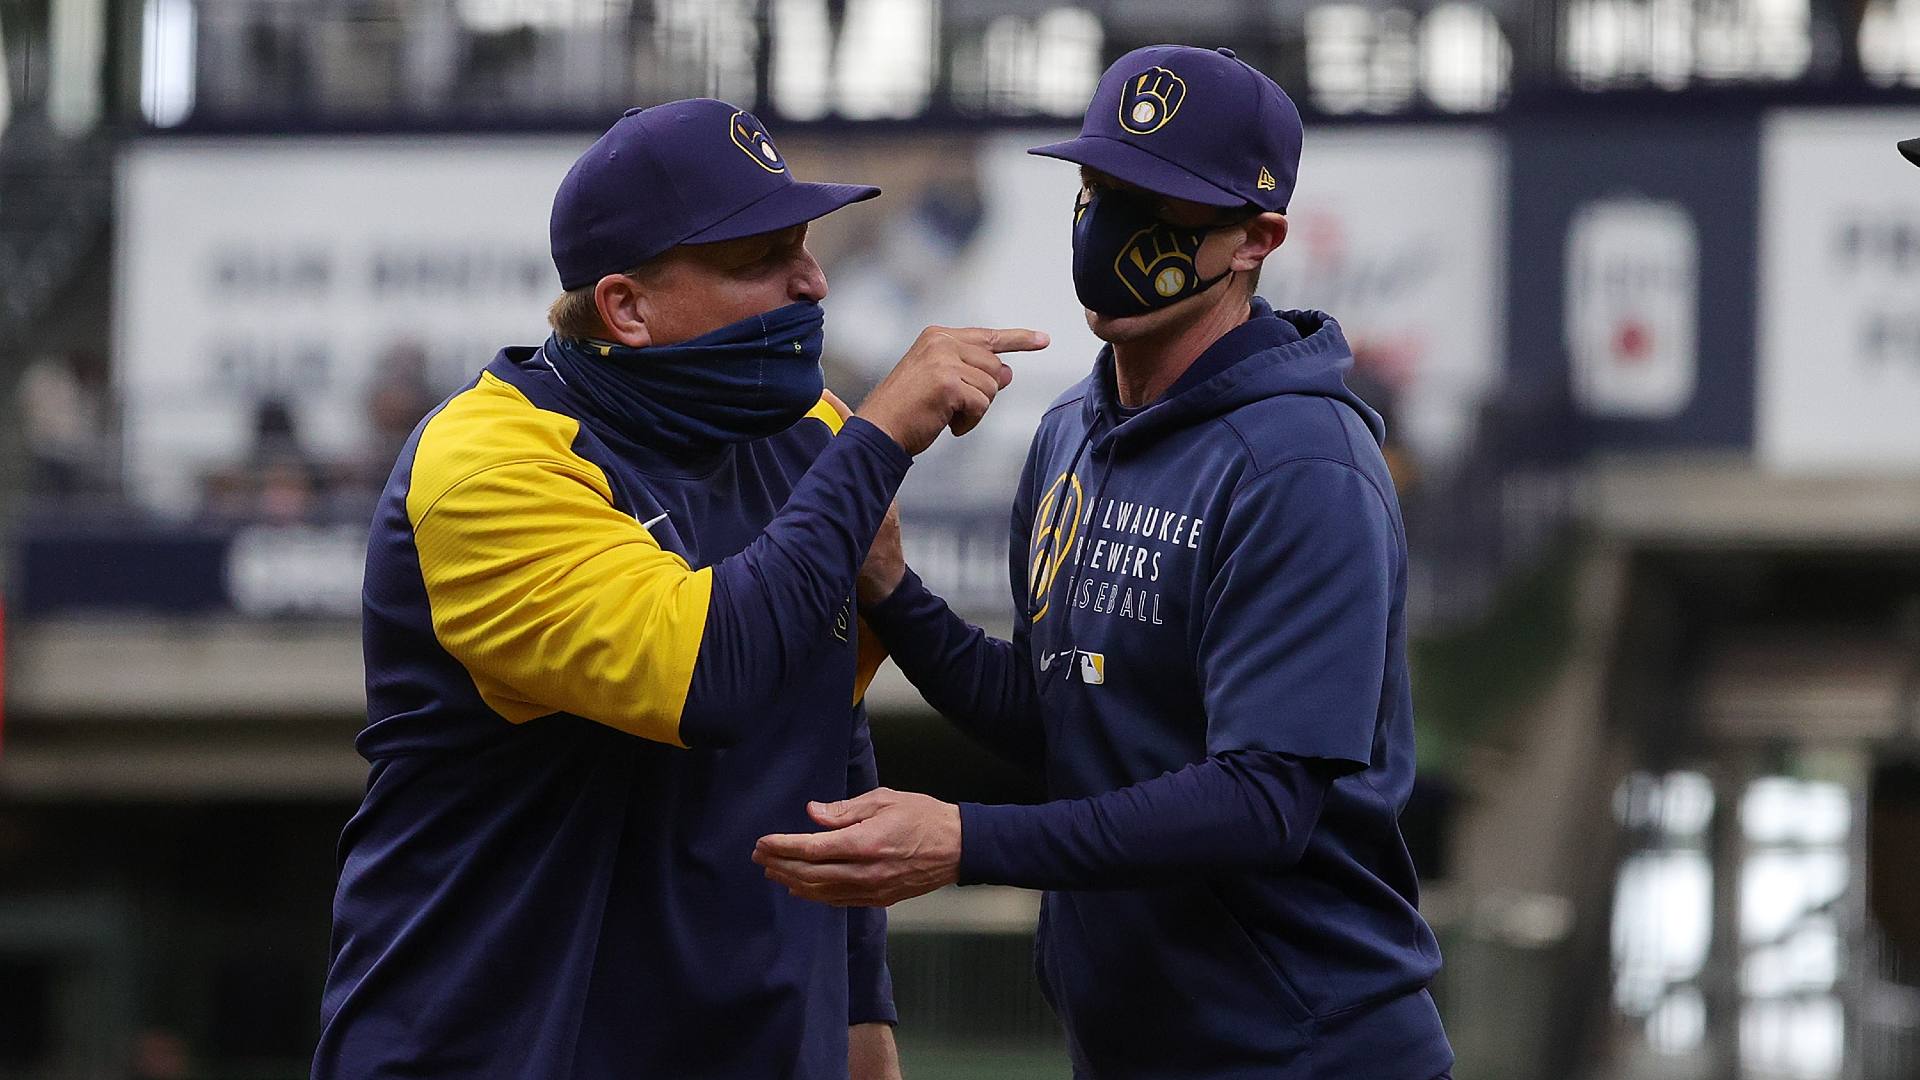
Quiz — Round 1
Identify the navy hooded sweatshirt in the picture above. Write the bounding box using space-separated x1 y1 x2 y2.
864 300 1451 1079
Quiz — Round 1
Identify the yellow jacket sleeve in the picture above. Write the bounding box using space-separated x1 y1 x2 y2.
402 373 914 749
411 457 712 747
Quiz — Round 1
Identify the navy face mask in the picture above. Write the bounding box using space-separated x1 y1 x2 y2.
1070 187 1236 318
545 300 827 456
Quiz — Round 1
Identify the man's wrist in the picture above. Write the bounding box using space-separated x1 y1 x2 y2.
848 1020 902 1080
863 566 930 626
857 561 908 608
849 405 910 454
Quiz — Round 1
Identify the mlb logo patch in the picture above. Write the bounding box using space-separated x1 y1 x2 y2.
1077 651 1106 685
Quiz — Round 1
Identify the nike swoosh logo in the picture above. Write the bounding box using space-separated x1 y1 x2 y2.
640 511 669 530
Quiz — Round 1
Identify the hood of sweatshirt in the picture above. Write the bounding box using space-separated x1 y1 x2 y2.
1080 297 1385 456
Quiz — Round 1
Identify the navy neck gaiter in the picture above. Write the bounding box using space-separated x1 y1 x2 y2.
543 301 827 460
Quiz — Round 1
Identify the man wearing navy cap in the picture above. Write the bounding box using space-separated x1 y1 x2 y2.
315 98 1047 1079
757 48 1454 1078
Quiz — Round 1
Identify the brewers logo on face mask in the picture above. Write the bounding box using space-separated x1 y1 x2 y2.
1118 67 1187 135
1115 225 1205 306
1071 187 1228 317
729 111 787 174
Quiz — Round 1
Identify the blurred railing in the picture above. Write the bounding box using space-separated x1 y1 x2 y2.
105 0 1912 135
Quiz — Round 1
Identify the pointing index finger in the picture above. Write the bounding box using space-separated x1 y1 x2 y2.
956 327 1050 354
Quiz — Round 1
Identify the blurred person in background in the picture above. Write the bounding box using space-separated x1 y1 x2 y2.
197 397 324 526
1347 343 1419 495
757 47 1452 1079
361 338 438 484
18 350 108 499
315 99 1046 1080
249 398 322 525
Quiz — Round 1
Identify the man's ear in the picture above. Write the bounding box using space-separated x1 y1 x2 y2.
1230 212 1287 274
593 273 653 348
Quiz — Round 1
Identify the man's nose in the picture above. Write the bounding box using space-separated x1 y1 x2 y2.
791 249 828 303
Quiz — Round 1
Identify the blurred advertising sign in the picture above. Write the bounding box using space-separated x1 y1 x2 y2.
1759 109 1920 471
1564 197 1699 419
16 523 362 618
15 516 1005 620
226 525 367 617
1259 127 1506 471
1506 116 1760 452
116 137 575 518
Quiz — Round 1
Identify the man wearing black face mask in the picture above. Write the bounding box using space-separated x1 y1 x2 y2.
757 48 1452 1079
315 99 1048 1080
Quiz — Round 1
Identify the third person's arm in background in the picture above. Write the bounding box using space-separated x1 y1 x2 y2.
844 702 903 1080
855 442 1049 771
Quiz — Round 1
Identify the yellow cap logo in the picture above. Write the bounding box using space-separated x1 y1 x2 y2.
1256 166 1277 192
1118 67 1187 135
729 110 787 174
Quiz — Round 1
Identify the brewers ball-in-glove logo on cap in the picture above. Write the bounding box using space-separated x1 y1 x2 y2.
730 110 787 173
1030 45 1304 215
1119 67 1187 135
549 99 878 291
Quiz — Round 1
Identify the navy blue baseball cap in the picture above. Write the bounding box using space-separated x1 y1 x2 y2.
551 98 881 290
1030 45 1303 212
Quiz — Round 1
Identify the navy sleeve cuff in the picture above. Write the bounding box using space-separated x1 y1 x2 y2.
956 801 1025 887
837 415 914 478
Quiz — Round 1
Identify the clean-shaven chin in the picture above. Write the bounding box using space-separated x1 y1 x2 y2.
1085 306 1178 345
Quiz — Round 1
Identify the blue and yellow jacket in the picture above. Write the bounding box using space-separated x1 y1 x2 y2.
315 343 909 1079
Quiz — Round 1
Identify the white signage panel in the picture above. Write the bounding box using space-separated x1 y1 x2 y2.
116 127 1510 520
116 136 576 515
1260 127 1507 469
1759 109 1920 471
1564 197 1699 419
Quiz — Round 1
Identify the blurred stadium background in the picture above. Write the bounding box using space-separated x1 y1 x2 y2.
2 0 1920 1077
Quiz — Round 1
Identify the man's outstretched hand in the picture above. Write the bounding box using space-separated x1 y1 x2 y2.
754 788 963 907
856 326 1048 455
